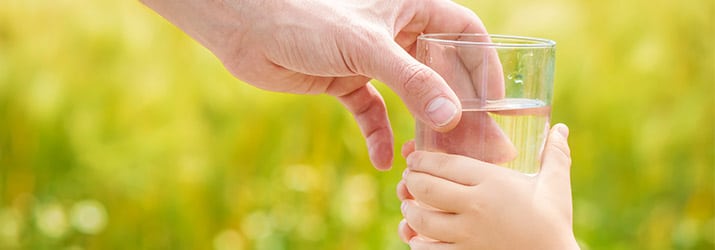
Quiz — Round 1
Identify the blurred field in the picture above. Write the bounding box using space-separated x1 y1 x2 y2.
0 0 712 249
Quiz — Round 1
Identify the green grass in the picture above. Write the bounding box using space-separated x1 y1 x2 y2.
0 0 713 249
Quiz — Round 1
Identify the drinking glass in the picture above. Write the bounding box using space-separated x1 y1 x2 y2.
415 34 556 174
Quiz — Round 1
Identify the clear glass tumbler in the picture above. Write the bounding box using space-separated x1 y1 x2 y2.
415 34 556 174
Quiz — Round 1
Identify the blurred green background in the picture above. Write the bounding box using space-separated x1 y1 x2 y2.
0 0 712 249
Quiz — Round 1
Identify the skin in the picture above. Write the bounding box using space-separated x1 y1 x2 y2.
140 0 499 170
415 110 517 165
415 35 515 165
397 124 580 250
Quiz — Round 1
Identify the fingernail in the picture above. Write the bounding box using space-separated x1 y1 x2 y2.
426 97 458 127
401 201 407 214
402 168 410 178
556 124 569 137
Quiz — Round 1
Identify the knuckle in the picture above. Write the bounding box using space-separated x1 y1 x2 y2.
466 194 485 213
553 137 571 155
417 212 427 229
400 65 434 100
430 153 457 178
560 151 573 166
418 181 432 196
341 24 390 74
453 220 472 241
434 153 452 171
550 139 572 164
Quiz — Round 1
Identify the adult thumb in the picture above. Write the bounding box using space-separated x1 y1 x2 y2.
539 123 573 186
365 41 462 132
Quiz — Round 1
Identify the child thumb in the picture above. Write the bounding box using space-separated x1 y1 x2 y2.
539 124 573 187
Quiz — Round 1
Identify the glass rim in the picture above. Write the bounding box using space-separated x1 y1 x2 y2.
418 33 556 48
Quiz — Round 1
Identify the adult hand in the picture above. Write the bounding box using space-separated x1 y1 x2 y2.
141 0 491 170
397 124 579 250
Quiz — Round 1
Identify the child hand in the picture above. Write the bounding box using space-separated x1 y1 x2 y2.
397 124 579 250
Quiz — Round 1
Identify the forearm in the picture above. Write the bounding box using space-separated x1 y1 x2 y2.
139 0 250 56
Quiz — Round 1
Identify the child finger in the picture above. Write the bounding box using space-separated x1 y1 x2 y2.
402 200 464 243
408 236 455 250
398 219 418 243
401 140 416 158
404 171 472 212
407 151 510 186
